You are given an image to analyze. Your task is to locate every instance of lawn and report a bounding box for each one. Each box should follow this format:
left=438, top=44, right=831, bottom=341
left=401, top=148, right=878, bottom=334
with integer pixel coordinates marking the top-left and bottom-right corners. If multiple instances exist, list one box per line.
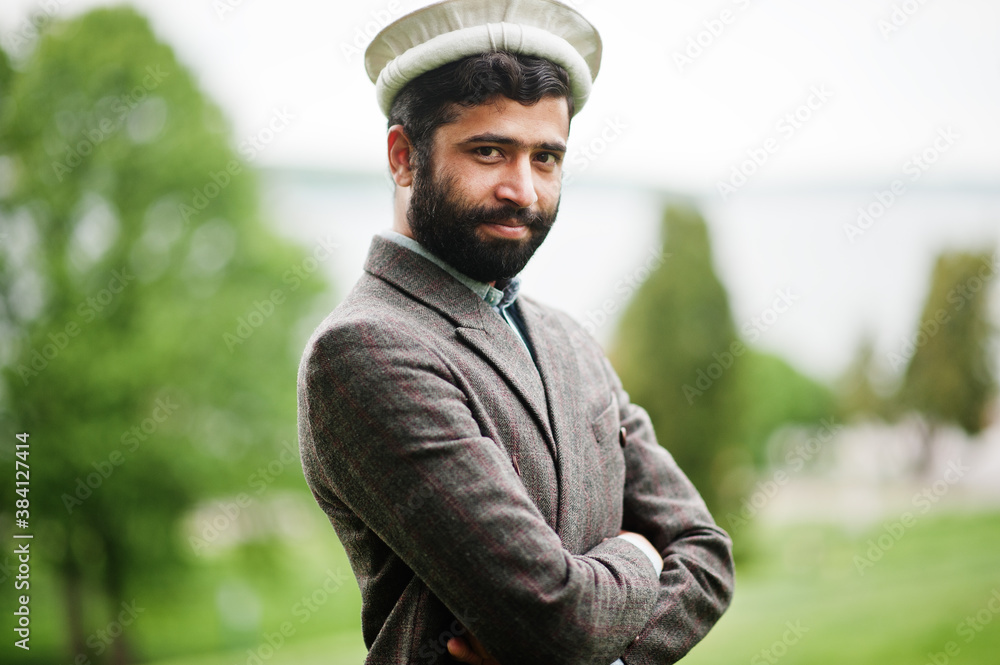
left=8, top=510, right=999, bottom=664
left=156, top=510, right=1000, bottom=665
left=682, top=511, right=1000, bottom=665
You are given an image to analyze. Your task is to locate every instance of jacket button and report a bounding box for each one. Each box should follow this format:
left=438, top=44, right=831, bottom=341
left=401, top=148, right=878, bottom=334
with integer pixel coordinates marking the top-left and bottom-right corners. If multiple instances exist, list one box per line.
left=619, top=427, right=627, bottom=448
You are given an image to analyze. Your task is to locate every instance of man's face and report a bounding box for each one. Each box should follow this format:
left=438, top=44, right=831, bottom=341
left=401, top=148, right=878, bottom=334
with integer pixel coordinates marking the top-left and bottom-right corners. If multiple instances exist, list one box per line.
left=407, top=95, right=570, bottom=284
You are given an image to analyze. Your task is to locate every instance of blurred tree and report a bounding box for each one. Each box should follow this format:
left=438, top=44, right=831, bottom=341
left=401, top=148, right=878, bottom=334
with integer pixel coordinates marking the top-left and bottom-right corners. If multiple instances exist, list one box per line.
left=0, top=44, right=11, bottom=106
left=610, top=205, right=741, bottom=512
left=735, top=349, right=836, bottom=468
left=610, top=205, right=837, bottom=522
left=0, top=8, right=325, bottom=663
left=894, top=250, right=997, bottom=474
left=837, top=334, right=893, bottom=422
left=716, top=349, right=836, bottom=537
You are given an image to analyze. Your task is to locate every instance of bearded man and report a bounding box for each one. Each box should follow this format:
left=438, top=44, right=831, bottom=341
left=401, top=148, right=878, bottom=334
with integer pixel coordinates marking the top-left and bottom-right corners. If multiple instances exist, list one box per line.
left=297, top=2, right=734, bottom=663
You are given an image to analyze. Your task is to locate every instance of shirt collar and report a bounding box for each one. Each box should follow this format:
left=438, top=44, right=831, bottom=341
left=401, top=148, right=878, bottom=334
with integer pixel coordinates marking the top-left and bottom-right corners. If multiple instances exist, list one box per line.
left=379, top=230, right=521, bottom=309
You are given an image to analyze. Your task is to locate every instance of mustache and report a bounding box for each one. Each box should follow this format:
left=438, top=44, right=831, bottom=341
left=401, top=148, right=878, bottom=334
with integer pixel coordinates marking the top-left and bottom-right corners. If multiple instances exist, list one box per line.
left=458, top=203, right=551, bottom=229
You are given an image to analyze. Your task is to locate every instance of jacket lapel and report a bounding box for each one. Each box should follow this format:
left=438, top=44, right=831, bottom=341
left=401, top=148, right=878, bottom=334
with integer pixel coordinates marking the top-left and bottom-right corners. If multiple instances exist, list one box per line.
left=364, top=236, right=556, bottom=455
left=515, top=296, right=589, bottom=538
left=454, top=326, right=554, bottom=452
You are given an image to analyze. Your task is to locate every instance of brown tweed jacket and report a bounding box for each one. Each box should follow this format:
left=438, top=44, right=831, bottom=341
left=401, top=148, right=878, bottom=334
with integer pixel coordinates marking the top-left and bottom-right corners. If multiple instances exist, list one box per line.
left=297, top=235, right=733, bottom=665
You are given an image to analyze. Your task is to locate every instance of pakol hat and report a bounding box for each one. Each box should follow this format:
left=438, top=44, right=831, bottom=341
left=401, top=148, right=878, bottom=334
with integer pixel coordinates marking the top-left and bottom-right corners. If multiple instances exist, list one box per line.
left=364, top=0, right=602, bottom=117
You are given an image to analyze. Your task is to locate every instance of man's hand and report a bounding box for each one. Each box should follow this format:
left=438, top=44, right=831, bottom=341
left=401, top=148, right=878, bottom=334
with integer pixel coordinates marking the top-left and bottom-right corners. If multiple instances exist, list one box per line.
left=447, top=630, right=500, bottom=665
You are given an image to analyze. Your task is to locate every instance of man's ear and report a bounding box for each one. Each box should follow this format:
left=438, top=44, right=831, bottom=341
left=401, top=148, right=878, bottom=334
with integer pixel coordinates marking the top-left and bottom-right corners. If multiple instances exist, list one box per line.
left=387, top=125, right=414, bottom=188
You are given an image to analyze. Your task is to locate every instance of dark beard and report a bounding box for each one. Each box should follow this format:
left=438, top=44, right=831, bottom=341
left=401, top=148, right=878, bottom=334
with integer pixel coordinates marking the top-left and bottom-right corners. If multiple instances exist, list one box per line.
left=406, top=167, right=558, bottom=283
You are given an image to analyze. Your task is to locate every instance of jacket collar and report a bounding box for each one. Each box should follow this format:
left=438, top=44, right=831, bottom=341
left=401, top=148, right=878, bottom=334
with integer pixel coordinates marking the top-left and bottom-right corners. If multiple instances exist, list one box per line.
left=363, top=233, right=492, bottom=330
left=362, top=233, right=558, bottom=452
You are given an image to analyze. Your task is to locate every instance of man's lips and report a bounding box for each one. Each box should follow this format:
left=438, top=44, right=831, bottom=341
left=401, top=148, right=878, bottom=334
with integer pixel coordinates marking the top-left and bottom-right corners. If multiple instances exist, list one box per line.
left=480, top=213, right=529, bottom=227
left=481, top=221, right=529, bottom=239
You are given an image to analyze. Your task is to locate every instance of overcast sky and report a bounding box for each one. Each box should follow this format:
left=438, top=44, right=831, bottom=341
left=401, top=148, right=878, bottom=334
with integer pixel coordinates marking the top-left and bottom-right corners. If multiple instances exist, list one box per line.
left=2, top=0, right=997, bottom=192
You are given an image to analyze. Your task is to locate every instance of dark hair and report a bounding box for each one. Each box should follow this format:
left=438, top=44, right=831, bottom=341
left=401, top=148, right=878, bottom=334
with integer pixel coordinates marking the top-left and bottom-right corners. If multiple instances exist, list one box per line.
left=388, top=51, right=573, bottom=172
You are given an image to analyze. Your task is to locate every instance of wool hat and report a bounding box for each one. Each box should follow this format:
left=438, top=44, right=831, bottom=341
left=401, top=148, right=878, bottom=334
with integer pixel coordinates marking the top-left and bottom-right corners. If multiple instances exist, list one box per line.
left=364, top=0, right=602, bottom=117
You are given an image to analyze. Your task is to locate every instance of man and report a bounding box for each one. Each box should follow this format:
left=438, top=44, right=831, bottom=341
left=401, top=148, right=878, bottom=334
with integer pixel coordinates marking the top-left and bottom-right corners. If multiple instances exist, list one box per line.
left=297, top=1, right=734, bottom=663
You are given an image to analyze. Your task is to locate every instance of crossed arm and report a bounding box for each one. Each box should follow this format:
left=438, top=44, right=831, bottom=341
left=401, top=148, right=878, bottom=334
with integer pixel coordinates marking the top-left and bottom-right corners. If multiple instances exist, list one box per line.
left=447, top=354, right=735, bottom=664
left=448, top=526, right=664, bottom=665
left=299, top=320, right=733, bottom=664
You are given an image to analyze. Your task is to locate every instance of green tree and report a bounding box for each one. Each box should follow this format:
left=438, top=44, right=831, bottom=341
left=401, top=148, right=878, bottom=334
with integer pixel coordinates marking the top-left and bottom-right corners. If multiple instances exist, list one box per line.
left=735, top=349, right=836, bottom=468
left=837, top=334, right=893, bottom=422
left=895, top=250, right=997, bottom=473
left=717, top=349, right=836, bottom=539
left=0, top=8, right=325, bottom=663
left=610, top=205, right=741, bottom=511
left=611, top=205, right=838, bottom=523
left=0, top=42, right=11, bottom=106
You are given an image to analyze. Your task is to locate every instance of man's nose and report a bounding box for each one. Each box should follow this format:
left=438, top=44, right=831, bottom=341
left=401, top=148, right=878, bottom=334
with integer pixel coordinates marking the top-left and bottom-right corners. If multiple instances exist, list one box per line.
left=495, top=156, right=539, bottom=209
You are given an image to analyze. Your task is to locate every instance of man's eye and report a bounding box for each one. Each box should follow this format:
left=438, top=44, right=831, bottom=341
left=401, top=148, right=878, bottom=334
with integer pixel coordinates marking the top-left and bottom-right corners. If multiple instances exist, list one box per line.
left=537, top=152, right=560, bottom=165
left=475, top=147, right=501, bottom=158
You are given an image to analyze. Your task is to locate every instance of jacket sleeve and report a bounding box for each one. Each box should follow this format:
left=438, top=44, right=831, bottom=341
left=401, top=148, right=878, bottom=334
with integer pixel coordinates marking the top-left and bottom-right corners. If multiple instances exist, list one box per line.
left=298, top=319, right=661, bottom=665
left=600, top=357, right=736, bottom=664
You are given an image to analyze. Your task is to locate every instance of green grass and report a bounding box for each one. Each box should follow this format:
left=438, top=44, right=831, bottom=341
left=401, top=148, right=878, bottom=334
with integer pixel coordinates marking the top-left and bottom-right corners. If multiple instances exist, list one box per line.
left=148, top=632, right=368, bottom=665
left=6, top=510, right=999, bottom=664
left=682, top=511, right=1000, bottom=665
left=159, top=510, right=1000, bottom=665
left=0, top=502, right=365, bottom=665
